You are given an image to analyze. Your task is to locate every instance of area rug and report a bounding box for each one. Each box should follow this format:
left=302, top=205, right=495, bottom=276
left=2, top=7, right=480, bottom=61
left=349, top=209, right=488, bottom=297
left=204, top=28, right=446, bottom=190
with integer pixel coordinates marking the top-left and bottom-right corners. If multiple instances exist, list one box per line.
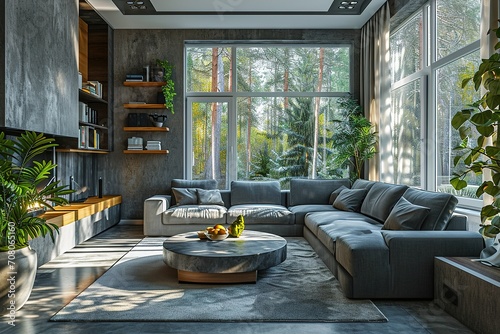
left=51, top=237, right=387, bottom=323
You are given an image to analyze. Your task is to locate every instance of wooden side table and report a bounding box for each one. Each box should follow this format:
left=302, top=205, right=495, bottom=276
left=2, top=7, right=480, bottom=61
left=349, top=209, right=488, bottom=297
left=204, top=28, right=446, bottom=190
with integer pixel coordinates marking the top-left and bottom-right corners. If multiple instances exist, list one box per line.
left=434, top=257, right=500, bottom=334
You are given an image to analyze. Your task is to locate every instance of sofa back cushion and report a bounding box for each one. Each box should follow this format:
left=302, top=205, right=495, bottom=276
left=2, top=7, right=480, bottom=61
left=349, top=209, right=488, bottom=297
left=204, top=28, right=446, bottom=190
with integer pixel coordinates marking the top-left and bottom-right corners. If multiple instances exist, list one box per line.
left=351, top=179, right=377, bottom=191
left=171, top=179, right=217, bottom=190
left=402, top=188, right=458, bottom=230
left=231, top=181, right=281, bottom=205
left=360, top=182, right=408, bottom=223
left=289, top=178, right=351, bottom=206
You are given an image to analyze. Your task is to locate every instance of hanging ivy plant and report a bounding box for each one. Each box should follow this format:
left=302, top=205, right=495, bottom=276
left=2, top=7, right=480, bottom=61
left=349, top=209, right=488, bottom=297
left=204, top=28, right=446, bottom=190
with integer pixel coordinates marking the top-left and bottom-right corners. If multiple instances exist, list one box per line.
left=156, top=59, right=176, bottom=114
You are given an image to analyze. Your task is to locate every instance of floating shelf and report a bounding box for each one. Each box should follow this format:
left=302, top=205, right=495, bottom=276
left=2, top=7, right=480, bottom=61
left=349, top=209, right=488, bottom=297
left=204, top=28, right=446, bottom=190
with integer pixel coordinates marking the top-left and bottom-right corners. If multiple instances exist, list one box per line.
left=123, top=81, right=165, bottom=87
left=123, top=126, right=169, bottom=132
left=56, top=148, right=109, bottom=154
left=124, top=103, right=166, bottom=109
left=123, top=150, right=169, bottom=154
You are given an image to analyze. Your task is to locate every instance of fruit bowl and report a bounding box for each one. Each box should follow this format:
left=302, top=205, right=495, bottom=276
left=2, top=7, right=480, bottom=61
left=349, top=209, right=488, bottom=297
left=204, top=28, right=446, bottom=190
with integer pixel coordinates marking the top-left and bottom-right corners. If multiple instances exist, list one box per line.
left=205, top=231, right=228, bottom=241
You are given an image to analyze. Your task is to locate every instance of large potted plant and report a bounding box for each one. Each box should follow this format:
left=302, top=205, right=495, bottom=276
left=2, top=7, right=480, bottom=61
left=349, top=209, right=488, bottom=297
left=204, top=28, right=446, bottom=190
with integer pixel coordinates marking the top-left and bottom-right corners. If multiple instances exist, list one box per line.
left=330, top=95, right=378, bottom=181
left=0, top=131, right=72, bottom=314
left=451, top=27, right=500, bottom=238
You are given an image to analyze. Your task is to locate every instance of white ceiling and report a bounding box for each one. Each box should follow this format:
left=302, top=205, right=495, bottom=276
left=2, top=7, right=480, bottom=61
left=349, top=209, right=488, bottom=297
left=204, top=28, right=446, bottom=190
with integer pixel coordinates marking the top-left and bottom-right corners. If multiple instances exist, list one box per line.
left=85, top=0, right=387, bottom=29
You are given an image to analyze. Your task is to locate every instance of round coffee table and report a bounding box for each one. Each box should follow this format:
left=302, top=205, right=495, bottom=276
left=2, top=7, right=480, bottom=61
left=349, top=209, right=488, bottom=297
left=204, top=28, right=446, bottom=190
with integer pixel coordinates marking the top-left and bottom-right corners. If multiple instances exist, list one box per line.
left=163, top=230, right=287, bottom=283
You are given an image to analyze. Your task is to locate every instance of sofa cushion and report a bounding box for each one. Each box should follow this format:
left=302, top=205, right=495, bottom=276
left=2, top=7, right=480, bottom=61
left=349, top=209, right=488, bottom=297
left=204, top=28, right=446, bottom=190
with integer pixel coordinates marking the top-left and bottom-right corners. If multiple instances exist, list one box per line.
left=171, top=188, right=198, bottom=206
left=288, top=204, right=337, bottom=225
left=197, top=189, right=225, bottom=206
left=289, top=178, right=351, bottom=206
left=304, top=210, right=380, bottom=236
left=360, top=182, right=408, bottom=222
left=333, top=188, right=368, bottom=212
left=382, top=197, right=430, bottom=230
left=230, top=181, right=281, bottom=206
left=329, top=185, right=348, bottom=204
left=317, top=220, right=383, bottom=254
left=402, top=188, right=458, bottom=230
left=227, top=204, right=294, bottom=224
left=171, top=178, right=218, bottom=190
left=162, top=205, right=227, bottom=225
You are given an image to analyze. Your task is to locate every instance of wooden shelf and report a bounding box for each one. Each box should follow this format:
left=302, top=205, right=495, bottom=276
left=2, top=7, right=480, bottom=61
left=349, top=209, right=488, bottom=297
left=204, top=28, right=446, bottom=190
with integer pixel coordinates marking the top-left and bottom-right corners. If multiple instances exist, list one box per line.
left=79, top=89, right=107, bottom=104
left=123, top=150, right=169, bottom=154
left=53, top=195, right=122, bottom=220
left=40, top=210, right=76, bottom=228
left=123, top=81, right=165, bottom=87
left=123, top=126, right=169, bottom=132
left=56, top=148, right=109, bottom=154
left=124, top=103, right=166, bottom=109
left=79, top=121, right=108, bottom=130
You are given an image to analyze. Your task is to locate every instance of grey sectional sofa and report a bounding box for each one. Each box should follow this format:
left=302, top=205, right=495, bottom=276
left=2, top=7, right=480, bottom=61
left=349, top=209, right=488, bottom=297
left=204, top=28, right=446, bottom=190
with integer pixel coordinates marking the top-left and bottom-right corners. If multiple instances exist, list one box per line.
left=143, top=178, right=485, bottom=299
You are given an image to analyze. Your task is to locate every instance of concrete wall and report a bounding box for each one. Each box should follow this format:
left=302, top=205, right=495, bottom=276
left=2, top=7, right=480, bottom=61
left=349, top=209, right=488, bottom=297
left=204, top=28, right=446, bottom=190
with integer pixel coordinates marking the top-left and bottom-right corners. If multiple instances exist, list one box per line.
left=1, top=0, right=78, bottom=138
left=108, top=29, right=361, bottom=219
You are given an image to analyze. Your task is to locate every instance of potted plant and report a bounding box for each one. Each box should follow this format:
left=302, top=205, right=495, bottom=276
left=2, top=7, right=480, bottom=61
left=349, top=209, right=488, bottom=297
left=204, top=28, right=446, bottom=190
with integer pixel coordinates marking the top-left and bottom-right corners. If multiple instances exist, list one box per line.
left=156, top=58, right=176, bottom=114
left=450, top=27, right=500, bottom=238
left=330, top=95, right=378, bottom=181
left=0, top=131, right=72, bottom=313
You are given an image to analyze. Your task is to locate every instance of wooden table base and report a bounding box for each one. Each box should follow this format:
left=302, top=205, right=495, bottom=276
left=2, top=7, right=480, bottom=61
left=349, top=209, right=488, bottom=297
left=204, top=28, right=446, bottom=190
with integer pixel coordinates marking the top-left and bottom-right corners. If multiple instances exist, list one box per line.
left=178, top=270, right=257, bottom=283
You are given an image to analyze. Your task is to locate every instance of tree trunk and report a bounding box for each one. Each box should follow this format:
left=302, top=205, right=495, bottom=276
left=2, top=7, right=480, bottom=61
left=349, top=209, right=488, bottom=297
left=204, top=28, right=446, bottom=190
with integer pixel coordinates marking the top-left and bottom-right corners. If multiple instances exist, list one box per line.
left=246, top=65, right=252, bottom=177
left=311, top=48, right=324, bottom=179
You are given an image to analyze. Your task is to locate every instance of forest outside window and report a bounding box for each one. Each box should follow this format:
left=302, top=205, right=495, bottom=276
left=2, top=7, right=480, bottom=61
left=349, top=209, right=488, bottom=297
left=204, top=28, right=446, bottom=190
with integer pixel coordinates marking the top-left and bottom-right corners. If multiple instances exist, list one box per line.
left=185, top=45, right=351, bottom=189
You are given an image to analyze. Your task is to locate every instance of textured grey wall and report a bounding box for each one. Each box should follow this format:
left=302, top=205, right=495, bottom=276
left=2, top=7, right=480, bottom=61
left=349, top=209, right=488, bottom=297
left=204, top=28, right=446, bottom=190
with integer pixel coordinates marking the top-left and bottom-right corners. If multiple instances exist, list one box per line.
left=2, top=0, right=78, bottom=137
left=109, top=29, right=361, bottom=219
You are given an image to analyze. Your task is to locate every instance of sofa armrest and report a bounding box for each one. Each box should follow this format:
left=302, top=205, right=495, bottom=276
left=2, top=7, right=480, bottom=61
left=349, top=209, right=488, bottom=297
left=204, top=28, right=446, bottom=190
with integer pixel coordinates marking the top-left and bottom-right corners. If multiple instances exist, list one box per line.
left=381, top=230, right=484, bottom=298
left=144, top=195, right=171, bottom=236
left=444, top=213, right=468, bottom=231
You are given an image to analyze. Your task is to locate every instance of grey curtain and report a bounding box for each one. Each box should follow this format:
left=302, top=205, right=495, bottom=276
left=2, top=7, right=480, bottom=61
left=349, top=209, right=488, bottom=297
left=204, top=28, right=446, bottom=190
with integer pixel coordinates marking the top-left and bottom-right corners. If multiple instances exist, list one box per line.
left=360, top=1, right=390, bottom=181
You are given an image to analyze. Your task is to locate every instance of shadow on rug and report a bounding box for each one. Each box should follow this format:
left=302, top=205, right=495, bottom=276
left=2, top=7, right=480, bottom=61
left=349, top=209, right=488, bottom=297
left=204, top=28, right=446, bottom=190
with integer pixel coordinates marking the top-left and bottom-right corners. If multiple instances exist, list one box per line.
left=50, top=237, right=387, bottom=323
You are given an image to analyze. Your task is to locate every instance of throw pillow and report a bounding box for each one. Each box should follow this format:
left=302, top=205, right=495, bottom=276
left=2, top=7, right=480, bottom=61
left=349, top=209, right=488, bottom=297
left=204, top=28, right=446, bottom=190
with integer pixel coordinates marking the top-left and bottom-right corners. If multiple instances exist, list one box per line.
left=197, top=189, right=225, bottom=206
left=382, top=197, right=431, bottom=230
left=333, top=188, right=368, bottom=212
left=329, top=185, right=348, bottom=205
left=171, top=188, right=198, bottom=206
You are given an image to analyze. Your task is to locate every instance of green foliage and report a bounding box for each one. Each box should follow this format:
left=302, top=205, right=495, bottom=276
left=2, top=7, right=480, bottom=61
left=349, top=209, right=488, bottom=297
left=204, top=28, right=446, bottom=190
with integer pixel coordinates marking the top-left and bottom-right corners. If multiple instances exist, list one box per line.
left=330, top=96, right=378, bottom=181
left=0, top=131, right=73, bottom=250
left=451, top=27, right=500, bottom=238
left=156, top=59, right=176, bottom=113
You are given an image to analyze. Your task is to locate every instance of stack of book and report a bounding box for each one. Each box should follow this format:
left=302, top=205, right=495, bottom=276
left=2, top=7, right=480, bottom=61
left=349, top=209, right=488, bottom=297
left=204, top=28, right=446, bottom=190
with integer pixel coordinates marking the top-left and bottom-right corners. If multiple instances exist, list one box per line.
left=126, top=74, right=144, bottom=82
left=146, top=141, right=161, bottom=150
left=127, top=137, right=144, bottom=150
left=82, top=81, right=103, bottom=98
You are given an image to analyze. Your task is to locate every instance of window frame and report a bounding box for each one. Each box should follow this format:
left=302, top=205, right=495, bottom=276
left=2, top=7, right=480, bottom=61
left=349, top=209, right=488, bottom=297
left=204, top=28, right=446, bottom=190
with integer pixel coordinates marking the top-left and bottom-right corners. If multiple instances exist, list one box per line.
left=184, top=43, right=353, bottom=188
left=388, top=0, right=481, bottom=209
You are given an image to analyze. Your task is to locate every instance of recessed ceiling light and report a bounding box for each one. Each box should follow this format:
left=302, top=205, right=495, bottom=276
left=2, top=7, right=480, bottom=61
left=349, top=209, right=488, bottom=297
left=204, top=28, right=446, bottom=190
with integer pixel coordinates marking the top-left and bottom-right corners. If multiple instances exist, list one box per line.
left=339, top=6, right=346, bottom=9
left=341, top=1, right=349, bottom=4
left=348, top=6, right=354, bottom=9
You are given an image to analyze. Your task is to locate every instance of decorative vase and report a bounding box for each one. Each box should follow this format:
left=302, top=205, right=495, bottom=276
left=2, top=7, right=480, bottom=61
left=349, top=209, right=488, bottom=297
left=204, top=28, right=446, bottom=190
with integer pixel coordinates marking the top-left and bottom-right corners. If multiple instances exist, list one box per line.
left=0, top=247, right=37, bottom=314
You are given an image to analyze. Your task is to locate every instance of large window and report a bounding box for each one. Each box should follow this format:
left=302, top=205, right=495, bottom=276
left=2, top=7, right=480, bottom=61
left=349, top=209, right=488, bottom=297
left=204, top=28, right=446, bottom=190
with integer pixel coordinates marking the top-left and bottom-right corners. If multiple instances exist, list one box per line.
left=387, top=0, right=481, bottom=206
left=186, top=45, right=351, bottom=188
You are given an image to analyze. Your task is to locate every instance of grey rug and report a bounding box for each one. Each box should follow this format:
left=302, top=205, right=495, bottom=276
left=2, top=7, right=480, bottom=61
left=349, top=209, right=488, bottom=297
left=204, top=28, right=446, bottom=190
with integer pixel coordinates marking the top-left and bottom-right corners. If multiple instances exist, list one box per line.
left=51, top=237, right=387, bottom=323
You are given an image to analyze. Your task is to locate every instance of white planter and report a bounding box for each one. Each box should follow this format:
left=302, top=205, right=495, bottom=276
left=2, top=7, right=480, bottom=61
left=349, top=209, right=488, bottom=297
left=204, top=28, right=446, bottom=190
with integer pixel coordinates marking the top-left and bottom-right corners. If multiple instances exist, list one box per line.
left=0, top=247, right=37, bottom=315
